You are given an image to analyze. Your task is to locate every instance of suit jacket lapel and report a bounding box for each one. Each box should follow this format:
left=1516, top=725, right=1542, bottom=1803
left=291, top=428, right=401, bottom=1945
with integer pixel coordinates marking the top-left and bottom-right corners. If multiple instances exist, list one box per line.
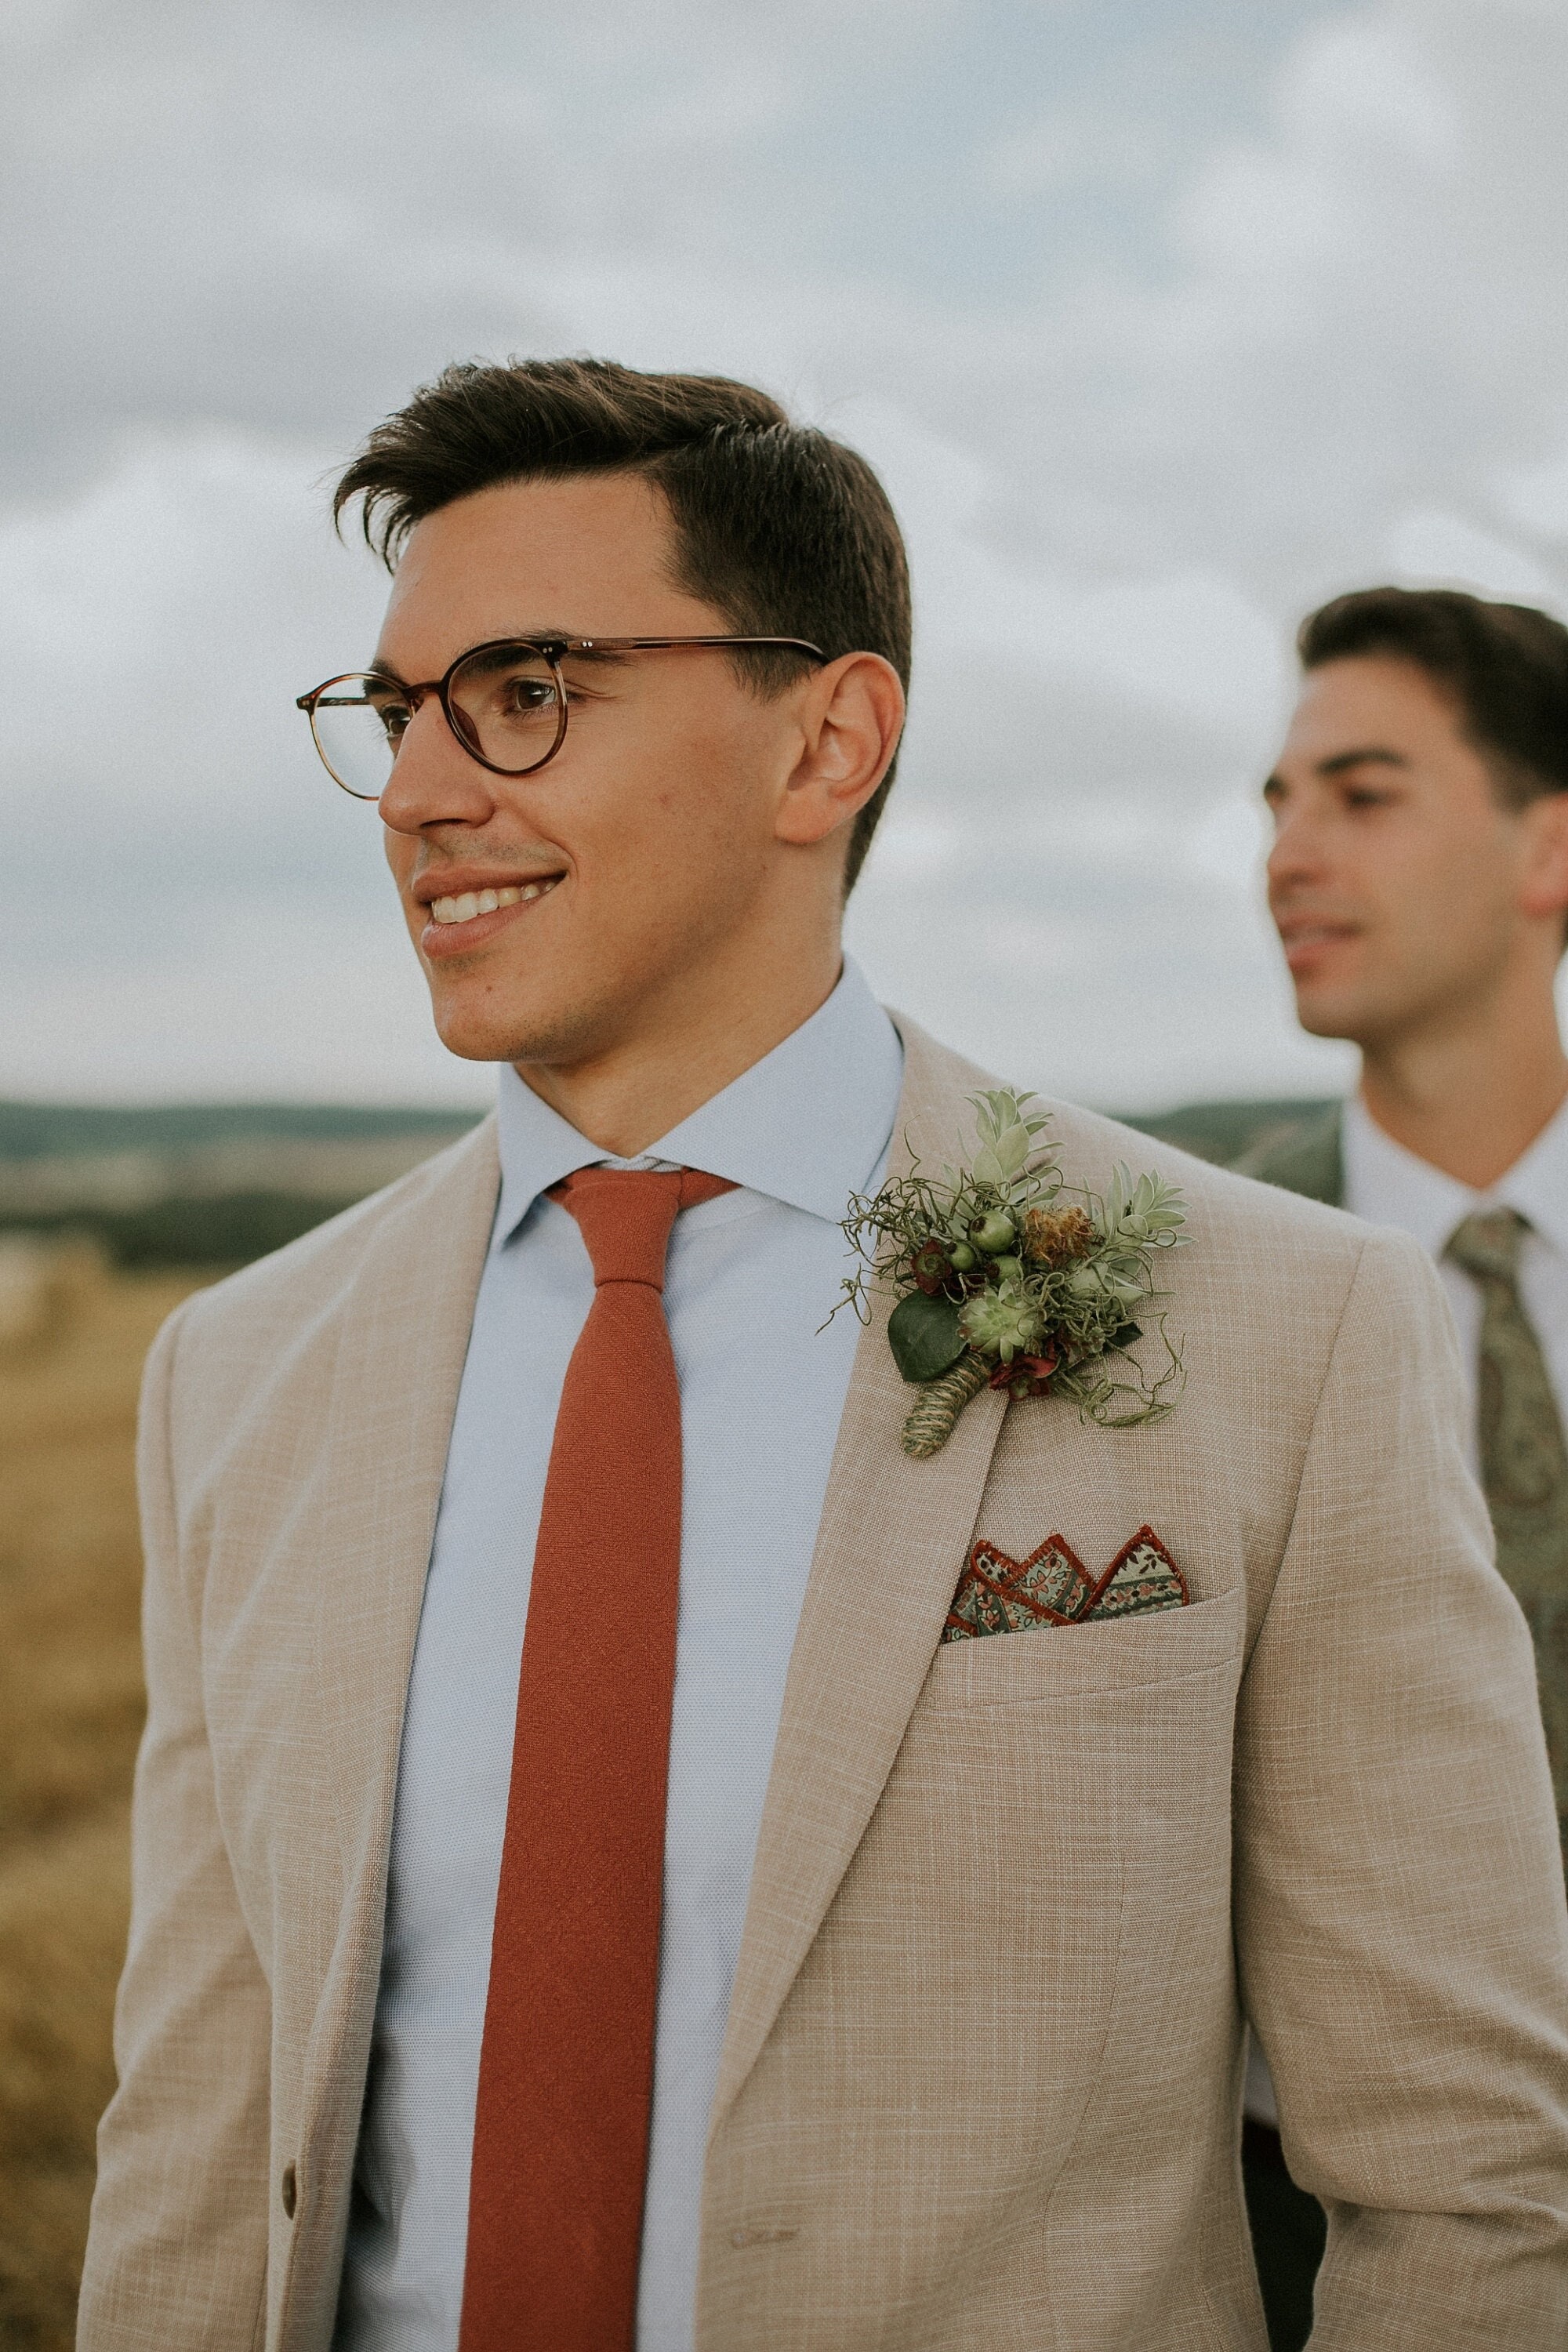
left=292, top=1120, right=501, bottom=2209
left=711, top=1022, right=1007, bottom=2131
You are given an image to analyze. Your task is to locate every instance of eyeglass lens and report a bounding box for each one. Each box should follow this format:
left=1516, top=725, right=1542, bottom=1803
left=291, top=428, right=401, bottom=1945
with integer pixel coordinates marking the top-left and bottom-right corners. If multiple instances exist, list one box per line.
left=309, top=643, right=565, bottom=799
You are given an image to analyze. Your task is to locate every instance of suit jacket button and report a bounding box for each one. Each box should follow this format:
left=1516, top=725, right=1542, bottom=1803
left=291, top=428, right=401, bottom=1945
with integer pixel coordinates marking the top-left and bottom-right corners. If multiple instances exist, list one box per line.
left=281, top=2161, right=297, bottom=2220
left=731, top=2227, right=750, bottom=2249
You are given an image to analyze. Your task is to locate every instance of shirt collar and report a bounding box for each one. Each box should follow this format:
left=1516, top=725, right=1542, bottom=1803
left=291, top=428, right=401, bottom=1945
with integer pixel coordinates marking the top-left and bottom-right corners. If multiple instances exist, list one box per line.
left=1494, top=1091, right=1568, bottom=1260
left=492, top=956, right=904, bottom=1244
left=1342, top=1087, right=1568, bottom=1261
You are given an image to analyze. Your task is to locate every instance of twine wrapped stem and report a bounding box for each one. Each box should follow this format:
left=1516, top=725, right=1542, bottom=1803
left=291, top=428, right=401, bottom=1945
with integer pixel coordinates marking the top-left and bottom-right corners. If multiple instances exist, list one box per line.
left=902, top=1351, right=990, bottom=1458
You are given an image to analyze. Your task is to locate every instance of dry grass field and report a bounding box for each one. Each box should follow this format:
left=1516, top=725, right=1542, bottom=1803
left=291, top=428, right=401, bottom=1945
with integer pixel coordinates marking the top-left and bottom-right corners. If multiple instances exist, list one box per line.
left=0, top=1247, right=212, bottom=2349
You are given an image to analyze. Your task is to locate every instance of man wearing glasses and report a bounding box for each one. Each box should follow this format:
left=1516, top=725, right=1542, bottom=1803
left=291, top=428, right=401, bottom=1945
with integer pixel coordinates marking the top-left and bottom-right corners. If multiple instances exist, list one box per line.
left=80, top=360, right=1568, bottom=2351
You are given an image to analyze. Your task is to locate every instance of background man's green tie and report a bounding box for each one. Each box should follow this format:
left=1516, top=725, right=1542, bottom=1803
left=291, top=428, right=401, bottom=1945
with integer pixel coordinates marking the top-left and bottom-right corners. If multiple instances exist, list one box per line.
left=1445, top=1207, right=1568, bottom=1864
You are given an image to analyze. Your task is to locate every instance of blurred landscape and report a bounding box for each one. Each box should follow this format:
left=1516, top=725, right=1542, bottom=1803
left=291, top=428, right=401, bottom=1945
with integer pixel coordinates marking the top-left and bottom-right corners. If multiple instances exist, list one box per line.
left=0, top=1245, right=209, bottom=2348
left=0, top=1103, right=482, bottom=1271
left=0, top=1087, right=1322, bottom=2343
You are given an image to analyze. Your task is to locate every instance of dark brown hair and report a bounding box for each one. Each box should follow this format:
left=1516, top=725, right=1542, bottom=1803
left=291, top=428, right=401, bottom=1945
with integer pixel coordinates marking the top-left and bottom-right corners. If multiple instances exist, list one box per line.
left=1298, top=586, right=1568, bottom=808
left=333, top=357, right=912, bottom=888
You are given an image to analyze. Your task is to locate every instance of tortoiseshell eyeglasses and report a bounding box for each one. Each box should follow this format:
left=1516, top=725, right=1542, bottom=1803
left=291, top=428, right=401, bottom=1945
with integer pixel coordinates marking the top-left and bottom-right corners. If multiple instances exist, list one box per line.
left=296, top=633, right=828, bottom=801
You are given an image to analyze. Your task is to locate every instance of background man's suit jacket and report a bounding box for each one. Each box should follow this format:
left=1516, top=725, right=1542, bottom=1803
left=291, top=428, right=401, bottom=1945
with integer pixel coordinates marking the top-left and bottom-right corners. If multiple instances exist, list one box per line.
left=1232, top=1103, right=1345, bottom=1205
left=78, top=1025, right=1568, bottom=2351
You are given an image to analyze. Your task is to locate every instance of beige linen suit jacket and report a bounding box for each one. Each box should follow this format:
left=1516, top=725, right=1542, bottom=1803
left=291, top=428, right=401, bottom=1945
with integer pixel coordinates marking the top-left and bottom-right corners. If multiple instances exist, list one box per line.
left=80, top=1022, right=1568, bottom=2352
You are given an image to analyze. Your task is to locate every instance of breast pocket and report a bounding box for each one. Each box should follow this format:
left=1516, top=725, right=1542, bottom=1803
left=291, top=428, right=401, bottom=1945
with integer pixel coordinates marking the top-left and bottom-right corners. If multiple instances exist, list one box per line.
left=920, top=1584, right=1245, bottom=1712
left=813, top=1581, right=1247, bottom=2198
left=902, top=1585, right=1245, bottom=1978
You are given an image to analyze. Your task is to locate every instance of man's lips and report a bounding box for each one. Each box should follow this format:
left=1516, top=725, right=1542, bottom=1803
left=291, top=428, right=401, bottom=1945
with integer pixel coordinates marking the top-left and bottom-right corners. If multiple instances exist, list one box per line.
left=413, top=872, right=564, bottom=956
left=1274, top=916, right=1361, bottom=972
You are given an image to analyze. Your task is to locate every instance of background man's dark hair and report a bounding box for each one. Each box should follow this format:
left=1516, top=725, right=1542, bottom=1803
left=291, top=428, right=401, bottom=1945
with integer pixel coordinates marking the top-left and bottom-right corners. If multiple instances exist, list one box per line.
left=1298, top=585, right=1568, bottom=808
left=333, top=357, right=913, bottom=891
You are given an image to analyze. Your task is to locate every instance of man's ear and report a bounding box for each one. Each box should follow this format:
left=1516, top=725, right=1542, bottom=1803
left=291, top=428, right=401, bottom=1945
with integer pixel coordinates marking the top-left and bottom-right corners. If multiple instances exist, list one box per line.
left=773, top=653, right=905, bottom=849
left=1518, top=790, right=1568, bottom=926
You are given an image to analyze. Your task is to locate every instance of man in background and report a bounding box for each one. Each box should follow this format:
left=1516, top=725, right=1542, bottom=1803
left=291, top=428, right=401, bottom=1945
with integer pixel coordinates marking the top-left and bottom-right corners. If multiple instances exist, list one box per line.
left=1240, top=584, right=1568, bottom=2348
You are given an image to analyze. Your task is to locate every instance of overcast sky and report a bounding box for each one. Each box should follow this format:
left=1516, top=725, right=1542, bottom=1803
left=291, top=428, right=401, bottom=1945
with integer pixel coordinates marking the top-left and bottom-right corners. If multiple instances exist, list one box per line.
left=5, top=0, right=1567, bottom=1109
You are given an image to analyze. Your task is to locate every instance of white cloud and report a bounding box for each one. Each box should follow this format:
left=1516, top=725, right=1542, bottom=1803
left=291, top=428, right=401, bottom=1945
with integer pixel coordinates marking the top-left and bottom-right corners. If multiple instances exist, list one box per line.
left=985, top=103, right=1171, bottom=199
left=1280, top=17, right=1462, bottom=169
left=1495, top=446, right=1568, bottom=540
left=1384, top=510, right=1568, bottom=608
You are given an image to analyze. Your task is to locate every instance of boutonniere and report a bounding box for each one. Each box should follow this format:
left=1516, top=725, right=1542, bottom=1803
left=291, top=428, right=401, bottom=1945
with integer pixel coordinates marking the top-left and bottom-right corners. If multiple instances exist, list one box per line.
left=839, top=1088, right=1188, bottom=1458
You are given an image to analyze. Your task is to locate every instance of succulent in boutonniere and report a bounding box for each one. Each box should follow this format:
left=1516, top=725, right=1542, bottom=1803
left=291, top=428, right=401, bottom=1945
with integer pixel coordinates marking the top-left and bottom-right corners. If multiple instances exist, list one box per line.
left=837, top=1088, right=1188, bottom=1458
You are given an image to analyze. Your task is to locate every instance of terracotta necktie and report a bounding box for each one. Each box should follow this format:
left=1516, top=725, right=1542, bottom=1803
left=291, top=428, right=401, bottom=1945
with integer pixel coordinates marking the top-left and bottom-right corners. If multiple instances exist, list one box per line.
left=1445, top=1207, right=1568, bottom=1861
left=459, top=1162, right=735, bottom=2352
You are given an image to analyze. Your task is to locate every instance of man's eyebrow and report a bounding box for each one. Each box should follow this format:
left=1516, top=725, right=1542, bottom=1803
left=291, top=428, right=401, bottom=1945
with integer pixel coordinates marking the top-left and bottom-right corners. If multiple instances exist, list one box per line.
left=366, top=633, right=633, bottom=681
left=1316, top=746, right=1409, bottom=776
left=1263, top=745, right=1411, bottom=795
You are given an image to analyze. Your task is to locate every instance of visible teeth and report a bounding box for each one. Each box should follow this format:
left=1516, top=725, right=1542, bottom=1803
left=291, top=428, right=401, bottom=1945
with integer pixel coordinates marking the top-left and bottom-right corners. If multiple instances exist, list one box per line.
left=430, top=880, right=557, bottom=925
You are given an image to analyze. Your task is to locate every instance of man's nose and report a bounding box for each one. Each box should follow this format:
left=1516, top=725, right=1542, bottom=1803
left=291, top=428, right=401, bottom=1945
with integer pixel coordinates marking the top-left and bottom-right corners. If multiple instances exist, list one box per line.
left=378, top=697, right=497, bottom=835
left=1265, top=798, right=1330, bottom=899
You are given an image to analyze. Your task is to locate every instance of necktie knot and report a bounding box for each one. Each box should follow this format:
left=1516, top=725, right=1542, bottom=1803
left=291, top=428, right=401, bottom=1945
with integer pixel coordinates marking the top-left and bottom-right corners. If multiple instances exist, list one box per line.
left=1446, top=1206, right=1529, bottom=1288
left=550, top=1164, right=735, bottom=1290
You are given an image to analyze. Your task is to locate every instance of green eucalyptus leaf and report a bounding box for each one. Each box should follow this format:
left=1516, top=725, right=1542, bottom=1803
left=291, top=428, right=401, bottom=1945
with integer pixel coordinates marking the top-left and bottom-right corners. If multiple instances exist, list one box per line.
left=887, top=1290, right=966, bottom=1384
left=992, top=1123, right=1033, bottom=1177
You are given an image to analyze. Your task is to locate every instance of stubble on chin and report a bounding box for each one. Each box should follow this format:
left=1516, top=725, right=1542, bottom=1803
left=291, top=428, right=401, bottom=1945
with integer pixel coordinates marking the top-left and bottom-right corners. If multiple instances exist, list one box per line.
left=426, top=967, right=630, bottom=1074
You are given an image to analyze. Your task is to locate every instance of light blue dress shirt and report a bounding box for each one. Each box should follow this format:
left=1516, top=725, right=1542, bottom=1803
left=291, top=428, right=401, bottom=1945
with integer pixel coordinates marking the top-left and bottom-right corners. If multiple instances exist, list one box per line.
left=335, top=960, right=903, bottom=2352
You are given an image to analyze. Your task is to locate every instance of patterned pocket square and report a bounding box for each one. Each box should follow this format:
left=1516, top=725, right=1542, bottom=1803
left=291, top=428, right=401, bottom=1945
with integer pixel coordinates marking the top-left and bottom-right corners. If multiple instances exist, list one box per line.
left=942, top=1526, right=1189, bottom=1642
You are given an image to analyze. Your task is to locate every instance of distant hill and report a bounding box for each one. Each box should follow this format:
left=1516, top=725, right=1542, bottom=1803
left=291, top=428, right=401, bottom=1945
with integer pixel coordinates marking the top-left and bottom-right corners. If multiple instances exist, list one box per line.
left=0, top=1100, right=484, bottom=1160
left=0, top=1093, right=1338, bottom=1269
left=0, top=1100, right=486, bottom=1268
left=1113, top=1097, right=1337, bottom=1169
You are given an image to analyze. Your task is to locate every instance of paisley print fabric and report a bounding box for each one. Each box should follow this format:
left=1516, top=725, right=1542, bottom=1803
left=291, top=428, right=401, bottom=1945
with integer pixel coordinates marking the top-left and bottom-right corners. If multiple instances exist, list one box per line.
left=942, top=1526, right=1189, bottom=1642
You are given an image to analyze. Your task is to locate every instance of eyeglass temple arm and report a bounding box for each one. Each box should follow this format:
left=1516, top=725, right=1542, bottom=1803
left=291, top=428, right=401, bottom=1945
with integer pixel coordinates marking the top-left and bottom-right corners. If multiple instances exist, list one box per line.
left=567, top=634, right=826, bottom=657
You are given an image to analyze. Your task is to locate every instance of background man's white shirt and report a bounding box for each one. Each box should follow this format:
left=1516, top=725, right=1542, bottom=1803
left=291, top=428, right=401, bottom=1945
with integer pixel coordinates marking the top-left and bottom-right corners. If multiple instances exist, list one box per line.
left=333, top=959, right=903, bottom=2352
left=1341, top=1089, right=1568, bottom=1462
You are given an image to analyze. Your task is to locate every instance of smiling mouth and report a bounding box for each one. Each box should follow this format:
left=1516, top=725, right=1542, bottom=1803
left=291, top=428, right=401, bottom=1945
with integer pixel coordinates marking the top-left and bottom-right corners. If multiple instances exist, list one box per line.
left=428, top=877, right=562, bottom=927
left=1281, top=923, right=1357, bottom=951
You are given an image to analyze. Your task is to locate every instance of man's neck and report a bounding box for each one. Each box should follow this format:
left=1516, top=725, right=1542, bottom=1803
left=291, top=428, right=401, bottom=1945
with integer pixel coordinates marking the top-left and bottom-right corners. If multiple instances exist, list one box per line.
left=1359, top=981, right=1568, bottom=1190
left=514, top=938, right=846, bottom=1159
